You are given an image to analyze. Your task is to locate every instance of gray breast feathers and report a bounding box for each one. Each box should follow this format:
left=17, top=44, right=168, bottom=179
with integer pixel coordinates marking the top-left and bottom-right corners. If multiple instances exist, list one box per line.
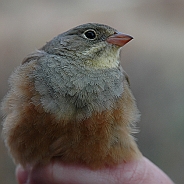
left=30, top=55, right=124, bottom=121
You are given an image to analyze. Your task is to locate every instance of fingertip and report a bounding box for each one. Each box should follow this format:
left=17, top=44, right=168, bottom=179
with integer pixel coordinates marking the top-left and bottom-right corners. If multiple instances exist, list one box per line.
left=16, top=164, right=49, bottom=184
left=16, top=165, right=29, bottom=184
left=140, top=157, right=174, bottom=184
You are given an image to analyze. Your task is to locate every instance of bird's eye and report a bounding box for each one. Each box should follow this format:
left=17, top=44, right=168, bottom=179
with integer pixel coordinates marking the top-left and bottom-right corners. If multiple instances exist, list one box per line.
left=83, top=30, right=97, bottom=40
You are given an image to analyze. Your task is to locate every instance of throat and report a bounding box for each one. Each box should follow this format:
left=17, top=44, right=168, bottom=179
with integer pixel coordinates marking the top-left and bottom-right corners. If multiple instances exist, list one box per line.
left=81, top=44, right=120, bottom=69
left=84, top=58, right=119, bottom=69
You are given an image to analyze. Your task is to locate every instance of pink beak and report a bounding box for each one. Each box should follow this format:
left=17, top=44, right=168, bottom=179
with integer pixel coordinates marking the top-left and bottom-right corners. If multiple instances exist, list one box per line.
left=106, top=32, right=133, bottom=47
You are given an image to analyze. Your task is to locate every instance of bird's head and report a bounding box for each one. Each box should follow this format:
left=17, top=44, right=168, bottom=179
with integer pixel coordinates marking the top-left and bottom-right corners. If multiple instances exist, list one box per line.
left=42, top=23, right=133, bottom=69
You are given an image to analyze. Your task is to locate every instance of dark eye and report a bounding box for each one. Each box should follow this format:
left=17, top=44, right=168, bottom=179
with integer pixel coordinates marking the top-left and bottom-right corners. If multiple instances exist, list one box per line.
left=84, top=30, right=97, bottom=40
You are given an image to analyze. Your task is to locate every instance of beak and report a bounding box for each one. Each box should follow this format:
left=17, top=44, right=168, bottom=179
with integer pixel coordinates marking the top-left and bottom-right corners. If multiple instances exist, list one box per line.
left=106, top=32, right=133, bottom=47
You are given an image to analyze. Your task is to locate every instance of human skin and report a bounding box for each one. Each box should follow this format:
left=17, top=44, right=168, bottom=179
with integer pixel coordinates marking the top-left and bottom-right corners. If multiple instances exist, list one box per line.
left=16, top=156, right=174, bottom=184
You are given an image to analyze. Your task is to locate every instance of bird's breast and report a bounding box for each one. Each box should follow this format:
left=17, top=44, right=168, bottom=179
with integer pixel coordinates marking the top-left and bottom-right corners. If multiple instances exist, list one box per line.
left=31, top=58, right=124, bottom=121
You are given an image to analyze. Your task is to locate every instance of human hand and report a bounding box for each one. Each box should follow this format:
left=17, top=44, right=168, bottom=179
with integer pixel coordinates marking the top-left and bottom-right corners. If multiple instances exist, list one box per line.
left=16, top=156, right=174, bottom=184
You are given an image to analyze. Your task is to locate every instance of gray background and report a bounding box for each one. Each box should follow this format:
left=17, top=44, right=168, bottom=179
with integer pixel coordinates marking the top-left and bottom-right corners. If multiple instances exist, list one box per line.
left=0, top=0, right=184, bottom=183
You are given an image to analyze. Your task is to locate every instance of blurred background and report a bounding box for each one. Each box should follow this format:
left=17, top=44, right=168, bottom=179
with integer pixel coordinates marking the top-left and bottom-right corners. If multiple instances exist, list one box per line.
left=0, top=0, right=184, bottom=183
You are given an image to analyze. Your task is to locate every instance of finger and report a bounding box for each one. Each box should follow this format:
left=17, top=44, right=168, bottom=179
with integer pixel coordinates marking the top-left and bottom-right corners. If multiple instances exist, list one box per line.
left=16, top=157, right=174, bottom=184
left=16, top=165, right=31, bottom=184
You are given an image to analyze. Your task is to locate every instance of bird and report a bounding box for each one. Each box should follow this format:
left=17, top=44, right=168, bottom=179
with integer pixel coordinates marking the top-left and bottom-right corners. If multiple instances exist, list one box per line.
left=1, top=23, right=142, bottom=169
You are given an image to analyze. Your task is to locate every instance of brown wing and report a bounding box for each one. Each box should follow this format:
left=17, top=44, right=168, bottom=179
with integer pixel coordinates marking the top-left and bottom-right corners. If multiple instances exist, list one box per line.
left=123, top=70, right=130, bottom=86
left=22, top=50, right=46, bottom=64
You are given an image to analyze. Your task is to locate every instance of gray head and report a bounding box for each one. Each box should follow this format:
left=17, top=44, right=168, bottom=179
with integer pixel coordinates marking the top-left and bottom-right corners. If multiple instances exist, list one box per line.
left=41, top=23, right=132, bottom=69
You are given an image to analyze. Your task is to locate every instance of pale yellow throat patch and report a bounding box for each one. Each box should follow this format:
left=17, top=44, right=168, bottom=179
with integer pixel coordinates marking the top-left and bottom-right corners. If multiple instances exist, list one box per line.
left=82, top=43, right=121, bottom=69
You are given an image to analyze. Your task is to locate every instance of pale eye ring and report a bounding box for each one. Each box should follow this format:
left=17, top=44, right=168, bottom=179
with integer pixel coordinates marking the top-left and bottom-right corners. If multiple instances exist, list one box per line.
left=83, top=29, right=97, bottom=40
